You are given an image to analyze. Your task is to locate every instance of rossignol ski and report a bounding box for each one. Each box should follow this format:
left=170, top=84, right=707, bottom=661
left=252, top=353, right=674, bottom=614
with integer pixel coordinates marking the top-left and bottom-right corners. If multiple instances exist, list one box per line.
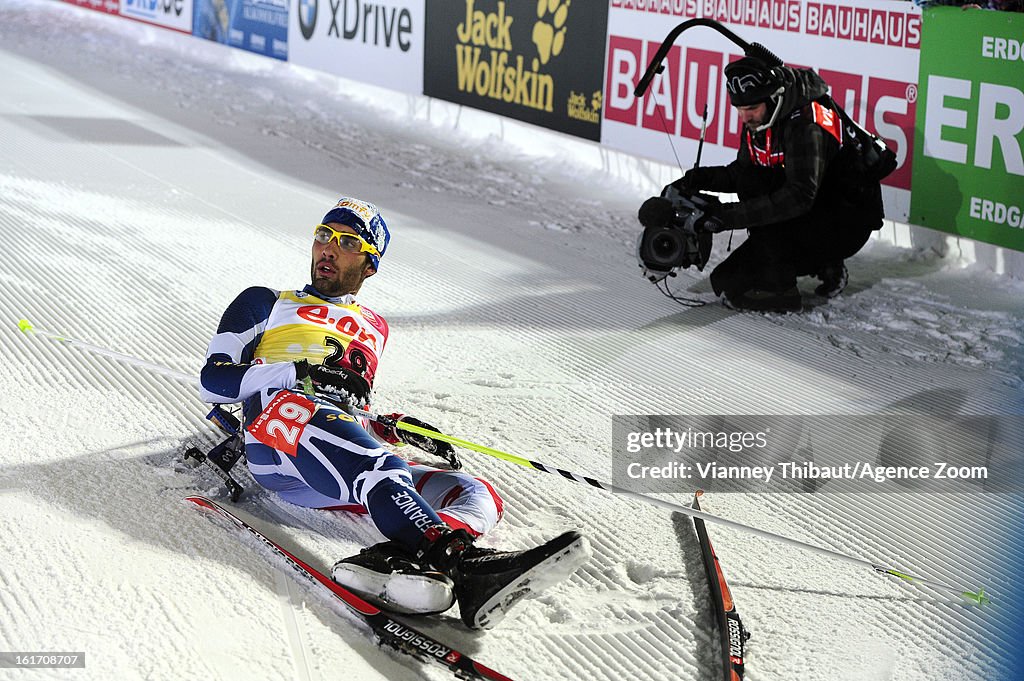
left=185, top=495, right=513, bottom=681
left=691, top=491, right=750, bottom=681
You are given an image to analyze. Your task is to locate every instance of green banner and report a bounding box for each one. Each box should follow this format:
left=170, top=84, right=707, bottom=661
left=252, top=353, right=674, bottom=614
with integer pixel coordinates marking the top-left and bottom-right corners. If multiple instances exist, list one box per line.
left=910, top=7, right=1024, bottom=252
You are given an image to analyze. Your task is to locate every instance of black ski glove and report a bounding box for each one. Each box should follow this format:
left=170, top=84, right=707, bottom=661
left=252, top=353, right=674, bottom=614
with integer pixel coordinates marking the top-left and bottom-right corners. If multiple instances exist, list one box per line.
left=295, top=360, right=371, bottom=407
left=394, top=416, right=462, bottom=471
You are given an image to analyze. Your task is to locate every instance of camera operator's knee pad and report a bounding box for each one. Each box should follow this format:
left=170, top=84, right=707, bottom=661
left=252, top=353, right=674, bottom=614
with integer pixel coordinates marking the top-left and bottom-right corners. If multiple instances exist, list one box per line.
left=710, top=260, right=745, bottom=297
left=711, top=236, right=794, bottom=296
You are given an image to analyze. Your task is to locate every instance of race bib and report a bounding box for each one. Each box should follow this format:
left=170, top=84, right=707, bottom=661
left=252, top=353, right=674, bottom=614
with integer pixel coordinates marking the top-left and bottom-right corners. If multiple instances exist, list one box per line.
left=247, top=391, right=317, bottom=456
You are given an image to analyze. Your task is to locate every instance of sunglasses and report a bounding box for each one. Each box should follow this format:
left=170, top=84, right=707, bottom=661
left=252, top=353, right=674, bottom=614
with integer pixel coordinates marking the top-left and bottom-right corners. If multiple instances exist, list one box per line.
left=313, top=224, right=380, bottom=257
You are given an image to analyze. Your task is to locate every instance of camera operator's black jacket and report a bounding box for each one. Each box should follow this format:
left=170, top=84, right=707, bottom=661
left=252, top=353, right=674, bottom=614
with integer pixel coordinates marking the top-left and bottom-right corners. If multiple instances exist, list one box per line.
left=693, top=67, right=882, bottom=232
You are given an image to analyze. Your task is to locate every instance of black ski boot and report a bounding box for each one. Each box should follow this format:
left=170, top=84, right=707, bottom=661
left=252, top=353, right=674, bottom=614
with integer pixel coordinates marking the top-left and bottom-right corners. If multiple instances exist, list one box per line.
left=331, top=541, right=455, bottom=615
left=814, top=261, right=848, bottom=298
left=723, top=286, right=802, bottom=312
left=418, top=525, right=591, bottom=630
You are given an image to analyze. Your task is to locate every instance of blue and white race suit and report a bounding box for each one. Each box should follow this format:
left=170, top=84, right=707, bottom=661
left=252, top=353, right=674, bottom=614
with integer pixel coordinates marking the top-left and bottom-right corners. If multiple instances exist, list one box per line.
left=199, top=285, right=502, bottom=548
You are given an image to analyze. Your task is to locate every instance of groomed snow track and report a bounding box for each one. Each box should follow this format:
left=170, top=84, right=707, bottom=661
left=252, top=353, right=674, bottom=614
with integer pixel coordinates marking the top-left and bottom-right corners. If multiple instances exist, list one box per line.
left=0, top=2, right=1022, bottom=680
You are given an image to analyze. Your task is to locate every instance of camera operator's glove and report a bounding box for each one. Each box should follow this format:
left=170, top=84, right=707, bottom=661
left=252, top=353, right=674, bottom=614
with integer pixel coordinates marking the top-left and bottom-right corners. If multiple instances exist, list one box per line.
left=295, top=359, right=371, bottom=407
left=693, top=204, right=731, bottom=234
left=671, top=167, right=711, bottom=193
left=373, top=414, right=462, bottom=470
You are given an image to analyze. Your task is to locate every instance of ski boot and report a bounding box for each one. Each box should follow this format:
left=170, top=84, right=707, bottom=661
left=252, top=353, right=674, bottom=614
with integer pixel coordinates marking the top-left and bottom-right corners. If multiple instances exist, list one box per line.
left=418, top=525, right=591, bottom=630
left=723, top=286, right=802, bottom=313
left=331, top=541, right=456, bottom=615
left=814, top=261, right=848, bottom=298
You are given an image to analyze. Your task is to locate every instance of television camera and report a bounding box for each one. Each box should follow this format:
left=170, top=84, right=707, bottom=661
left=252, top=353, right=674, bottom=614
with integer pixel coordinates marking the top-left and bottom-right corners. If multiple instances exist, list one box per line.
left=636, top=183, right=718, bottom=280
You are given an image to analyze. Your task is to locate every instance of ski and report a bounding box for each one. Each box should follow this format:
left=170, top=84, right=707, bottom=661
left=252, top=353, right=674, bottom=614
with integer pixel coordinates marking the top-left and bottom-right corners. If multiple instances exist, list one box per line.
left=691, top=491, right=750, bottom=681
left=184, top=495, right=513, bottom=681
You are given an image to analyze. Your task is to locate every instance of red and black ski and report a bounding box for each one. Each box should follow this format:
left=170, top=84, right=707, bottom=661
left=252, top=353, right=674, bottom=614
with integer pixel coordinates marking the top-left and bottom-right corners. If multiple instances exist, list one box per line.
left=691, top=491, right=750, bottom=681
left=185, top=495, right=513, bottom=681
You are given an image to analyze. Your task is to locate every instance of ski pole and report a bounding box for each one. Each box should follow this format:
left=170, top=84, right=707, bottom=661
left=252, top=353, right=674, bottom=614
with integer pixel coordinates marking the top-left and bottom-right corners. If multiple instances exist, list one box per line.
left=16, top=319, right=990, bottom=604
left=17, top=318, right=201, bottom=387
left=366, top=413, right=990, bottom=605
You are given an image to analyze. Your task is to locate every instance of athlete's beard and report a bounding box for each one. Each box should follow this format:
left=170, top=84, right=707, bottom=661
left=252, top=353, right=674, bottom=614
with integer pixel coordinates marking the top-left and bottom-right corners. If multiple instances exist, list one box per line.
left=311, top=259, right=366, bottom=297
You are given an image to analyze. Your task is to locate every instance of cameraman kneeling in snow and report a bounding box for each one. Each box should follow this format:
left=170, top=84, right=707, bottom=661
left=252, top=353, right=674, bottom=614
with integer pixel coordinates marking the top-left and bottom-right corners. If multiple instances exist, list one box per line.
left=672, top=57, right=883, bottom=312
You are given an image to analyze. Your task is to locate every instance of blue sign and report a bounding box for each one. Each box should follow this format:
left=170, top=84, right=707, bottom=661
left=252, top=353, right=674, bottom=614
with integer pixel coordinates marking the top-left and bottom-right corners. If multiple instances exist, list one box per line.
left=193, top=0, right=288, bottom=60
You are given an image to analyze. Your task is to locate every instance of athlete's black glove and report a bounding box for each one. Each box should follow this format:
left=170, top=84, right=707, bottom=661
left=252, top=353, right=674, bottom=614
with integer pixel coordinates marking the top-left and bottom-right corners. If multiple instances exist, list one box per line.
left=383, top=415, right=462, bottom=470
left=294, top=360, right=371, bottom=407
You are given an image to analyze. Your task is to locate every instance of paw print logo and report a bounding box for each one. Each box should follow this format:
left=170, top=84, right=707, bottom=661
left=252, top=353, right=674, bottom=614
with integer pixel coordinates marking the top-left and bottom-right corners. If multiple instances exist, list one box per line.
left=532, top=0, right=570, bottom=66
left=590, top=90, right=602, bottom=113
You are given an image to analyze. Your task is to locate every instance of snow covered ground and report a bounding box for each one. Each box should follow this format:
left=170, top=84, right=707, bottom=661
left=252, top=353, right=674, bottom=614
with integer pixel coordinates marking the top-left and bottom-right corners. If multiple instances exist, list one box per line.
left=0, top=1, right=1022, bottom=680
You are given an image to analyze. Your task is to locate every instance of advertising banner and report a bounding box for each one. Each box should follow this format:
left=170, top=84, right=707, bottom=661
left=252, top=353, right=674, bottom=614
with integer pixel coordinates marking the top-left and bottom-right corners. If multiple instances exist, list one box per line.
left=289, top=0, right=424, bottom=94
left=602, top=0, right=921, bottom=219
left=910, top=7, right=1024, bottom=252
left=423, top=0, right=610, bottom=141
left=121, top=0, right=193, bottom=33
left=193, top=0, right=288, bottom=60
left=63, top=0, right=119, bottom=15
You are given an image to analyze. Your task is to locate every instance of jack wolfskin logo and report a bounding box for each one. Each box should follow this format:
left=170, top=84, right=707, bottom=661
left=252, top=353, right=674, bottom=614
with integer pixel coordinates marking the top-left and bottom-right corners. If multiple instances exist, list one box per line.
left=532, top=0, right=569, bottom=66
left=567, top=89, right=600, bottom=123
left=454, top=0, right=555, bottom=112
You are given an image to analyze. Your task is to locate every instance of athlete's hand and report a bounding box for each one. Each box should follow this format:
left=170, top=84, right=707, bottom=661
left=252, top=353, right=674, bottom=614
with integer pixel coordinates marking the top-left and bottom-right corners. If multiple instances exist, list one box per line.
left=295, top=360, right=371, bottom=407
left=395, top=416, right=462, bottom=470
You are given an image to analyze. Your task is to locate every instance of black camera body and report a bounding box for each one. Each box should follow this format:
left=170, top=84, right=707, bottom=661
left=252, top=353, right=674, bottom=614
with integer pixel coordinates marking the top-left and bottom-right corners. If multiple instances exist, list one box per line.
left=636, top=184, right=719, bottom=279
